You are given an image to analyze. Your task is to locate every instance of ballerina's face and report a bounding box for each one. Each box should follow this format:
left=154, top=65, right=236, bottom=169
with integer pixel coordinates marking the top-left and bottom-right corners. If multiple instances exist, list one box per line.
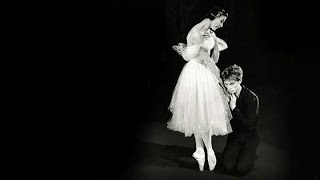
left=210, top=15, right=227, bottom=30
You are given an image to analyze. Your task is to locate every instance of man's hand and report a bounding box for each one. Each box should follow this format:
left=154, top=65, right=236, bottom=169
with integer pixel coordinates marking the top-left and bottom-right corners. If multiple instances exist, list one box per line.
left=229, top=94, right=237, bottom=110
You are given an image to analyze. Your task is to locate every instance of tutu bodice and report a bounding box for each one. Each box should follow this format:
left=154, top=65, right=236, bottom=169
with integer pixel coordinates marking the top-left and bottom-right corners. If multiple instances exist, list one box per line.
left=202, top=37, right=215, bottom=52
left=184, top=37, right=215, bottom=61
left=184, top=45, right=201, bottom=60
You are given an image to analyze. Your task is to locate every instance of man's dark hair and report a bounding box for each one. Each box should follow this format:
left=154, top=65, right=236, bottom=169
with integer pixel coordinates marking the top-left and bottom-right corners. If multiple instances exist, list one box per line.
left=221, top=64, right=243, bottom=81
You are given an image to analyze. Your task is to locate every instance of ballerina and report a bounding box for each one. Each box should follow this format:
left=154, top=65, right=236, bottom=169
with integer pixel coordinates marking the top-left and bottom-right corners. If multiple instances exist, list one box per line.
left=168, top=6, right=232, bottom=171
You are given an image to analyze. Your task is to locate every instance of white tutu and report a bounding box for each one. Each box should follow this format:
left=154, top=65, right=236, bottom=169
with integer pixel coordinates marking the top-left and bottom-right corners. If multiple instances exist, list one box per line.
left=168, top=59, right=232, bottom=137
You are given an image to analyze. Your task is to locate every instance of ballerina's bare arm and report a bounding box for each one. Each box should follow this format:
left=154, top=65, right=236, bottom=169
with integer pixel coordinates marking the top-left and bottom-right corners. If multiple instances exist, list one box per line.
left=211, top=35, right=220, bottom=63
left=172, top=19, right=215, bottom=61
left=186, top=18, right=211, bottom=46
left=208, top=33, right=228, bottom=63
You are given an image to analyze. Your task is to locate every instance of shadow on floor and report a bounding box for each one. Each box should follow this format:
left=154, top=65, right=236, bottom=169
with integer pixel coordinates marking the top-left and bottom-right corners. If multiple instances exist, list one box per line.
left=132, top=140, right=225, bottom=173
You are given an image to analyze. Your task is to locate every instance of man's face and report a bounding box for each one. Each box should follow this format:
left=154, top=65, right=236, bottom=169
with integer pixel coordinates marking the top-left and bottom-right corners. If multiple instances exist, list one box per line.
left=223, top=79, right=241, bottom=94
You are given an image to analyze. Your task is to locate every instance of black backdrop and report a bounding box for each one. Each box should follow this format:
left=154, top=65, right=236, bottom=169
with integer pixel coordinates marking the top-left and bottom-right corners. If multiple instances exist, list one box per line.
left=60, top=0, right=319, bottom=179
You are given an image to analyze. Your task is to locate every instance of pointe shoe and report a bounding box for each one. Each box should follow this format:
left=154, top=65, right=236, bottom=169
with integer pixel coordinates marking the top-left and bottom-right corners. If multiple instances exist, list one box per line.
left=192, top=149, right=205, bottom=171
left=207, top=149, right=217, bottom=171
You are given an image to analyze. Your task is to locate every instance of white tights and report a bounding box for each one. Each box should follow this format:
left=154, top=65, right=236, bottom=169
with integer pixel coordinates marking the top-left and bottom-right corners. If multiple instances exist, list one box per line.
left=194, top=133, right=212, bottom=150
left=194, top=133, right=217, bottom=171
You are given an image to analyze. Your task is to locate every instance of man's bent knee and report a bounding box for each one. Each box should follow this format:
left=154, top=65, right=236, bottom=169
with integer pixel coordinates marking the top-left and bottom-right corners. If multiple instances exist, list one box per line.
left=234, top=163, right=254, bottom=176
left=222, top=162, right=234, bottom=174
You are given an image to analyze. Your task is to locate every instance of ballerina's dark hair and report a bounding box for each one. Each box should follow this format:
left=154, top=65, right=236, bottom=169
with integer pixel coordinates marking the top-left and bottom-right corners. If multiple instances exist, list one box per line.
left=205, top=6, right=228, bottom=20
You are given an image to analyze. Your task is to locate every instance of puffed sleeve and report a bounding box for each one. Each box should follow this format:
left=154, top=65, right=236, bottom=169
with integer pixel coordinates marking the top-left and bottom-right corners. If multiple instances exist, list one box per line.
left=216, top=37, right=228, bottom=51
left=172, top=43, right=201, bottom=61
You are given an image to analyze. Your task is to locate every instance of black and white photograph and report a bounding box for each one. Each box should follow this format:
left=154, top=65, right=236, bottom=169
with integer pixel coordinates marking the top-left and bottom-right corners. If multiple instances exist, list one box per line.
left=64, top=0, right=319, bottom=179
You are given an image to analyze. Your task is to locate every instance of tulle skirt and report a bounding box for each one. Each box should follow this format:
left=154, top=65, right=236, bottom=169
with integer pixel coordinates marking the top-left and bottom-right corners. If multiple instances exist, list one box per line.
left=168, top=59, right=232, bottom=137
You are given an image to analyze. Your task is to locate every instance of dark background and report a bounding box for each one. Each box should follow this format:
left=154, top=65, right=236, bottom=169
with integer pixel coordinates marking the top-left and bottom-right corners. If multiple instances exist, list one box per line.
left=60, top=0, right=319, bottom=179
